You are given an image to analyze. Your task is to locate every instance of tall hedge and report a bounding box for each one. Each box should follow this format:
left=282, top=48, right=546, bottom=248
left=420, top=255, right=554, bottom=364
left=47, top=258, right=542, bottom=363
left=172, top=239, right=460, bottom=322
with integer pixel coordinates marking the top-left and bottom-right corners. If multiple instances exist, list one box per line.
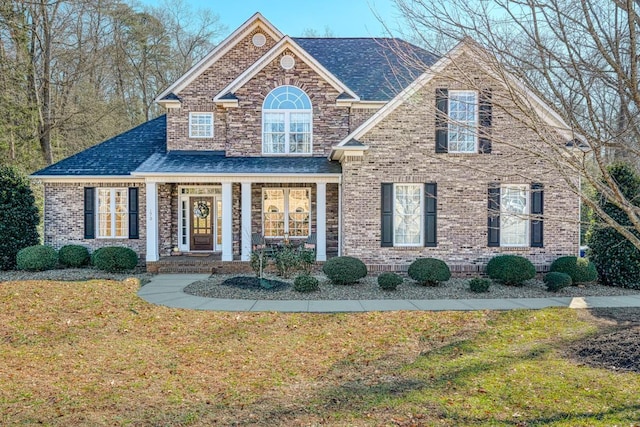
left=587, top=163, right=640, bottom=288
left=0, top=166, right=40, bottom=270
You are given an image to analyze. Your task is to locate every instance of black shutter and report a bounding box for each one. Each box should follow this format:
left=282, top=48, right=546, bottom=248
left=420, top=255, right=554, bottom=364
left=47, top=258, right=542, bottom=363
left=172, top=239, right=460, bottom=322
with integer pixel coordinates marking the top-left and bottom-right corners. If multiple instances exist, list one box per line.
left=479, top=89, right=492, bottom=153
left=435, top=89, right=448, bottom=153
left=424, top=183, right=437, bottom=247
left=381, top=183, right=394, bottom=247
left=128, top=187, right=139, bottom=239
left=488, top=184, right=500, bottom=247
left=530, top=183, right=544, bottom=247
left=84, top=187, right=95, bottom=239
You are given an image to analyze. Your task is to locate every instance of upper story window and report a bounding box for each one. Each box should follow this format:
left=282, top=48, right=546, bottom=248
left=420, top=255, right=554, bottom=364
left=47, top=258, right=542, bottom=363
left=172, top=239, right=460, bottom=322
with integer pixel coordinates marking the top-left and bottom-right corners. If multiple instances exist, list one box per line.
left=189, top=112, right=214, bottom=138
left=448, top=91, right=477, bottom=153
left=262, top=85, right=312, bottom=155
left=435, top=89, right=492, bottom=154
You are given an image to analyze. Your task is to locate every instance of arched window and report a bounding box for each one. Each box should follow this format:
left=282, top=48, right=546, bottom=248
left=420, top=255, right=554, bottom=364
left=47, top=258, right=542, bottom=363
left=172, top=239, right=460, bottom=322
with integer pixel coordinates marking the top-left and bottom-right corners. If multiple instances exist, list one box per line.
left=262, top=85, right=312, bottom=154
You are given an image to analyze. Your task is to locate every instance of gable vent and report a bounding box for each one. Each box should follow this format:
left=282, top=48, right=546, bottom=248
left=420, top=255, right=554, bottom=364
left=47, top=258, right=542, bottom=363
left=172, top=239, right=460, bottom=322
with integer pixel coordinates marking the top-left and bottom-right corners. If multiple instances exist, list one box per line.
left=252, top=33, right=266, bottom=47
left=280, top=54, right=295, bottom=70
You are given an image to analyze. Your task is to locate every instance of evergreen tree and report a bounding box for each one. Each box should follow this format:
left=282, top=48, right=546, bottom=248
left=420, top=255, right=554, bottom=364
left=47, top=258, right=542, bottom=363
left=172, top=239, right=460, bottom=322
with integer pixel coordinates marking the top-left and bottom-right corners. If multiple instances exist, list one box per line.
left=587, top=163, right=640, bottom=288
left=0, top=166, right=39, bottom=270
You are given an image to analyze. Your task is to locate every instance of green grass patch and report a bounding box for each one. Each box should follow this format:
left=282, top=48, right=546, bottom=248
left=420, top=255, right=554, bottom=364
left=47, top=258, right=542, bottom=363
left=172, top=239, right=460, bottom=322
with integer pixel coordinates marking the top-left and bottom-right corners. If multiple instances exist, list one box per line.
left=0, top=280, right=638, bottom=425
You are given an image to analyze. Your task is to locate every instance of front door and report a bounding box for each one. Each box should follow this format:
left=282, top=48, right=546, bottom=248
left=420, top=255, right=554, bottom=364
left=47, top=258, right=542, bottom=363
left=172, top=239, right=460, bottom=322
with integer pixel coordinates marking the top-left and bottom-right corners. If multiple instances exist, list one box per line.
left=190, top=197, right=213, bottom=251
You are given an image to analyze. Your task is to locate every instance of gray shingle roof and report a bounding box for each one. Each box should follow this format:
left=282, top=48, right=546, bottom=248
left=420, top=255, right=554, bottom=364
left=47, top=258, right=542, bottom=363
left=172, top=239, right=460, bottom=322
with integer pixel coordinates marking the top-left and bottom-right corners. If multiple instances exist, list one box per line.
left=32, top=115, right=167, bottom=177
left=135, top=151, right=342, bottom=175
left=294, top=38, right=438, bottom=101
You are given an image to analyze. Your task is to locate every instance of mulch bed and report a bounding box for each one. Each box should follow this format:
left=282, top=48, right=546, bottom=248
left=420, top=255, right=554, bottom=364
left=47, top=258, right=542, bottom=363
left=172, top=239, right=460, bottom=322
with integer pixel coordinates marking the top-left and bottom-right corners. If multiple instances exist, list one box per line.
left=569, top=308, right=640, bottom=373
left=220, top=275, right=290, bottom=291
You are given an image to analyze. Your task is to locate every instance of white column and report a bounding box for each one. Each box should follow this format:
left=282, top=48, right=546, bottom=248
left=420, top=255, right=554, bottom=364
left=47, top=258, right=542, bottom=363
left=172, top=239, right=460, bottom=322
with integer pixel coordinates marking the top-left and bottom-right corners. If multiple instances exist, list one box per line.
left=222, top=182, right=233, bottom=261
left=241, top=182, right=252, bottom=261
left=316, top=182, right=327, bottom=261
left=145, top=181, right=159, bottom=262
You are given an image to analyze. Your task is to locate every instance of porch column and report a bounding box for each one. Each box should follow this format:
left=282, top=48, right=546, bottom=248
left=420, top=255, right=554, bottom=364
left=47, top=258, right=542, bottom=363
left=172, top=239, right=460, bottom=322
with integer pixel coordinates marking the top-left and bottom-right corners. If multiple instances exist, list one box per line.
left=222, top=182, right=233, bottom=261
left=316, top=182, right=327, bottom=261
left=241, top=181, right=252, bottom=261
left=145, top=181, right=159, bottom=262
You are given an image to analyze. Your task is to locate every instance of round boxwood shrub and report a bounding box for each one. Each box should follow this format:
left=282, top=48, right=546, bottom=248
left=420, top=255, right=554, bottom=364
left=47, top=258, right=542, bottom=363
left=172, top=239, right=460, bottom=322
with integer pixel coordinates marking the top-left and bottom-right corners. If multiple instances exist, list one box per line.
left=16, top=245, right=58, bottom=271
left=469, top=277, right=491, bottom=293
left=91, top=246, right=138, bottom=272
left=544, top=272, right=572, bottom=292
left=378, top=272, right=403, bottom=290
left=407, top=258, right=451, bottom=286
left=549, top=256, right=597, bottom=284
left=58, top=245, right=90, bottom=268
left=293, top=274, right=319, bottom=292
left=485, top=255, right=536, bottom=286
left=322, top=256, right=367, bottom=285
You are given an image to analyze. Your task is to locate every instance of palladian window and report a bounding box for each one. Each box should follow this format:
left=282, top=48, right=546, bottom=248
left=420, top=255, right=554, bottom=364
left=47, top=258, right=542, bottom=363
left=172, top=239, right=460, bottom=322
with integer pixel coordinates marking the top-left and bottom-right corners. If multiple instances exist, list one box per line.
left=262, top=86, right=312, bottom=155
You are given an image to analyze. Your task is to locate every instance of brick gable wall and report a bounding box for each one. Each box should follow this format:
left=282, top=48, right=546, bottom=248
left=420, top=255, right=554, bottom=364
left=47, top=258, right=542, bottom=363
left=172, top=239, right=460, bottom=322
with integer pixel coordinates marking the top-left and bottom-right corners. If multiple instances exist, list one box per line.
left=340, top=53, right=580, bottom=270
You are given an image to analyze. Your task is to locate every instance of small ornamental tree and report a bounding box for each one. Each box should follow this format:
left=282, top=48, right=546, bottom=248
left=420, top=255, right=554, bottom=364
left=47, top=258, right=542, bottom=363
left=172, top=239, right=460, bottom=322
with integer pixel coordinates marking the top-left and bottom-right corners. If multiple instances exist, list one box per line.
left=587, top=163, right=640, bottom=289
left=0, top=166, right=40, bottom=270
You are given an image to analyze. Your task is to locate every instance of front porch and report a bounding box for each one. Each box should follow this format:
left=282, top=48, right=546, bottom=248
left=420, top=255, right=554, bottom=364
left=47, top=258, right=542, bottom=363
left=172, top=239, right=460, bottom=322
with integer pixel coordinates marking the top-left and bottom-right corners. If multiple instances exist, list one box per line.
left=142, top=176, right=340, bottom=268
left=146, top=253, right=254, bottom=274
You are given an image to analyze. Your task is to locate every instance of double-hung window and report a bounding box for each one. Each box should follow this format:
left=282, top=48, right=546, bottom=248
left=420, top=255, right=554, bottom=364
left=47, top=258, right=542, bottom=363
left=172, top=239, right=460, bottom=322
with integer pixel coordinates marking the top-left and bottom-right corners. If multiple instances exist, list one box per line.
left=394, top=184, right=424, bottom=246
left=448, top=91, right=478, bottom=153
left=500, top=185, right=529, bottom=247
left=436, top=88, right=491, bottom=154
left=262, top=188, right=310, bottom=237
left=97, top=188, right=128, bottom=238
left=262, top=86, right=312, bottom=154
left=189, top=112, right=214, bottom=138
left=488, top=183, right=544, bottom=248
left=381, top=183, right=437, bottom=247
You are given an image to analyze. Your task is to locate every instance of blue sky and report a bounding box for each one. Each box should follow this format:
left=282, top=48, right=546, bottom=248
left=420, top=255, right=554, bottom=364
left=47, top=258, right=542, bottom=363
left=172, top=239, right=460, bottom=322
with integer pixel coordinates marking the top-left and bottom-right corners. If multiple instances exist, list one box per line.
left=142, top=0, right=401, bottom=37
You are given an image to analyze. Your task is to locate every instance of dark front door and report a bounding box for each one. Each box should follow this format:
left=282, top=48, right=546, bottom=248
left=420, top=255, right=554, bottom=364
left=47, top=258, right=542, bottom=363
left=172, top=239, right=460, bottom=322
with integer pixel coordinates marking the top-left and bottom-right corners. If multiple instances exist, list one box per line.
left=190, top=197, right=213, bottom=251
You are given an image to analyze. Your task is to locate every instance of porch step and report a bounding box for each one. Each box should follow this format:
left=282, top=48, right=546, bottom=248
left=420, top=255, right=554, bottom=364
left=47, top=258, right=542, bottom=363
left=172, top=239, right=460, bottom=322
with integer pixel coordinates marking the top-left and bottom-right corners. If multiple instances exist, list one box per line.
left=149, top=254, right=253, bottom=274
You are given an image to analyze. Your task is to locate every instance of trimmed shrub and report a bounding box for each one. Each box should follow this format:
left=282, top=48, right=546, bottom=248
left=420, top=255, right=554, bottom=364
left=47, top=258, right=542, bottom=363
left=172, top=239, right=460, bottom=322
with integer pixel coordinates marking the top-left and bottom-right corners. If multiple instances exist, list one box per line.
left=485, top=255, right=536, bottom=286
left=16, top=245, right=58, bottom=271
left=298, top=248, right=316, bottom=274
left=469, top=277, right=491, bottom=293
left=0, top=166, right=39, bottom=270
left=587, top=163, right=640, bottom=288
left=58, top=245, right=90, bottom=268
left=378, top=272, right=403, bottom=290
left=293, top=274, right=319, bottom=292
left=322, top=256, right=367, bottom=285
left=407, top=258, right=451, bottom=286
left=91, top=246, right=138, bottom=272
left=544, top=272, right=572, bottom=292
left=274, top=245, right=300, bottom=278
left=549, top=256, right=597, bottom=284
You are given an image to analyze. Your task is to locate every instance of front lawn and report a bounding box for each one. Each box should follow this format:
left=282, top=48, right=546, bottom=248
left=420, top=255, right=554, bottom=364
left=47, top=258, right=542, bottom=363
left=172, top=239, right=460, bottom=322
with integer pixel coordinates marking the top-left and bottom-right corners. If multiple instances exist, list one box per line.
left=1, top=278, right=638, bottom=426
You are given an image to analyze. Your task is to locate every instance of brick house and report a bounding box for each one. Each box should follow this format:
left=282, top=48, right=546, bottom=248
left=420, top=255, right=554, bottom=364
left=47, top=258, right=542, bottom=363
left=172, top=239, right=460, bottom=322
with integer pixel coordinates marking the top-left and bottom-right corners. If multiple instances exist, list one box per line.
left=32, top=13, right=580, bottom=273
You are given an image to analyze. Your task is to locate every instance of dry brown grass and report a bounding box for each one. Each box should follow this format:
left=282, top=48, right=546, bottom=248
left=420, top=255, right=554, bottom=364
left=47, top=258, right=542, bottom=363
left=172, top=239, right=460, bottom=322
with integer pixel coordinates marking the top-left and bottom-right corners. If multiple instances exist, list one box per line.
left=0, top=279, right=491, bottom=426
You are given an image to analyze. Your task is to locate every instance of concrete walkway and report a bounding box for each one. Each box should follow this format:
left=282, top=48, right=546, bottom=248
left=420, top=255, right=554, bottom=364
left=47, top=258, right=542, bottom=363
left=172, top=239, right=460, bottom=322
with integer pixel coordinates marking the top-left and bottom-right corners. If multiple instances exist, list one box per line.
left=137, top=274, right=640, bottom=313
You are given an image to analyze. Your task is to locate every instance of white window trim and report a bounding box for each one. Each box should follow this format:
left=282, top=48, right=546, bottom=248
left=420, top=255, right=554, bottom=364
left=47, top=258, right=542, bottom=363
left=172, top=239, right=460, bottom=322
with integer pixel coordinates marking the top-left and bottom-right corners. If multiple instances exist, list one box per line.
left=262, top=109, right=313, bottom=155
left=261, top=188, right=311, bottom=238
left=447, top=90, right=478, bottom=154
left=188, top=112, right=214, bottom=139
left=393, top=183, right=424, bottom=247
left=500, top=184, right=530, bottom=247
left=96, top=188, right=128, bottom=239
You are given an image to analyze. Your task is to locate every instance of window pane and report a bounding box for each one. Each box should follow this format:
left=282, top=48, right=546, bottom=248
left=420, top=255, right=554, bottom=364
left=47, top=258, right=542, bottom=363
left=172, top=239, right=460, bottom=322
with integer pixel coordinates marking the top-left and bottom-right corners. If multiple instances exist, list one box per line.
left=263, top=189, right=285, bottom=237
left=288, top=189, right=310, bottom=237
left=394, top=184, right=422, bottom=245
left=448, top=92, right=477, bottom=153
left=190, top=113, right=213, bottom=138
left=289, top=113, right=312, bottom=153
left=501, top=186, right=528, bottom=246
left=263, top=113, right=285, bottom=153
left=98, top=189, right=111, bottom=237
left=114, top=189, right=128, bottom=237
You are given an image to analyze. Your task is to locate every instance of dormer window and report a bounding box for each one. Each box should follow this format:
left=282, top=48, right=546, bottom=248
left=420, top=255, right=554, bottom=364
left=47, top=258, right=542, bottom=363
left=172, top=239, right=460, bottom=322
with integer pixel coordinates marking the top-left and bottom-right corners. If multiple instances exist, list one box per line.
left=262, top=85, right=312, bottom=155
